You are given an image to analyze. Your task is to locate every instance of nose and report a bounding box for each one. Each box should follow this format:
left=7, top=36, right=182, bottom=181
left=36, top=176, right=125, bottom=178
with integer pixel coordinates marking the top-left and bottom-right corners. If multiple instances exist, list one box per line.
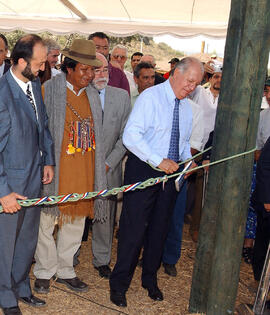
left=86, top=68, right=94, bottom=79
left=188, top=82, right=196, bottom=91
left=40, top=63, right=45, bottom=72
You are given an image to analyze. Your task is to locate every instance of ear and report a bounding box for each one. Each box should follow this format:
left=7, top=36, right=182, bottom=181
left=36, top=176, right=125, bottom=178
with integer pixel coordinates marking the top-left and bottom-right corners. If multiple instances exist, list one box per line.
left=134, top=75, right=138, bottom=85
left=66, top=67, right=74, bottom=76
left=172, top=67, right=180, bottom=78
left=18, top=57, right=27, bottom=68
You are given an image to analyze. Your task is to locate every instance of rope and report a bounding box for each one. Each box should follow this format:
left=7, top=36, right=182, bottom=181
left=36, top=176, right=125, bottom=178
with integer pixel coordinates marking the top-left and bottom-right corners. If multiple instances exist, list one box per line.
left=0, top=147, right=256, bottom=213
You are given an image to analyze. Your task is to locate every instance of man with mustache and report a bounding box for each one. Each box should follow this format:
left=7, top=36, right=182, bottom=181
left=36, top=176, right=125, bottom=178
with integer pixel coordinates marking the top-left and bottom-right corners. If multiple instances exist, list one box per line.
left=33, top=39, right=107, bottom=294
left=88, top=32, right=130, bottom=95
left=0, top=34, right=54, bottom=315
left=131, top=62, right=155, bottom=107
left=91, top=52, right=131, bottom=279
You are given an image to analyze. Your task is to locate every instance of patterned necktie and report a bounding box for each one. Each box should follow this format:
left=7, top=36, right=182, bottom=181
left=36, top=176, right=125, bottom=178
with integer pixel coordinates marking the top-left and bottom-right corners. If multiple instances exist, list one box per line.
left=167, top=98, right=180, bottom=161
left=26, top=84, right=37, bottom=116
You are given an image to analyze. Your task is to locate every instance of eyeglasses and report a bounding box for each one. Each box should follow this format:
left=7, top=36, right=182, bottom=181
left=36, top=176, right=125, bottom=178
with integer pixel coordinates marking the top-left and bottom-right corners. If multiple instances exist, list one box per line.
left=112, top=55, right=127, bottom=60
left=94, top=68, right=109, bottom=75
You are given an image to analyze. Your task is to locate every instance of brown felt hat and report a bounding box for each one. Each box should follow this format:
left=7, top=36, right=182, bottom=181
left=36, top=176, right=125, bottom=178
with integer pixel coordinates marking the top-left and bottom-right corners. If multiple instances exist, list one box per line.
left=61, top=39, right=102, bottom=67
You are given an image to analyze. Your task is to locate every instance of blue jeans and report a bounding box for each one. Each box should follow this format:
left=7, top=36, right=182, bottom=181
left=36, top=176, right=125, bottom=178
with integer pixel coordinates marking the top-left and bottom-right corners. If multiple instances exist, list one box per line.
left=162, top=181, right=187, bottom=265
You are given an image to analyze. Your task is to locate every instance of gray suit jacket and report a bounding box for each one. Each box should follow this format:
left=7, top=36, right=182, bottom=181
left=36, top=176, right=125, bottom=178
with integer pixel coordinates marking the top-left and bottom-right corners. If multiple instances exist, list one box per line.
left=0, top=70, right=54, bottom=198
left=103, top=86, right=131, bottom=188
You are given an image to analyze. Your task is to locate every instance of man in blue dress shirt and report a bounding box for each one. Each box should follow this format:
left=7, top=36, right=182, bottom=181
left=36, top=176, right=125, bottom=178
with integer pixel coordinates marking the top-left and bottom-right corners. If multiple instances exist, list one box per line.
left=109, top=57, right=204, bottom=307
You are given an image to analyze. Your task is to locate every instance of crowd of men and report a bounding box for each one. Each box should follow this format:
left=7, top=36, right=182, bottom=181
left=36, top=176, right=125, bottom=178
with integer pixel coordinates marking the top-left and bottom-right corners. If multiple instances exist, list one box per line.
left=0, top=31, right=269, bottom=314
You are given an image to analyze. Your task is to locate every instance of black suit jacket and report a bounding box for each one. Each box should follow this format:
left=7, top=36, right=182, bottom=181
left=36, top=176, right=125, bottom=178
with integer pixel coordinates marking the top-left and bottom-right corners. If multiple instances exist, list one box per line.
left=253, top=136, right=270, bottom=214
left=3, top=61, right=10, bottom=74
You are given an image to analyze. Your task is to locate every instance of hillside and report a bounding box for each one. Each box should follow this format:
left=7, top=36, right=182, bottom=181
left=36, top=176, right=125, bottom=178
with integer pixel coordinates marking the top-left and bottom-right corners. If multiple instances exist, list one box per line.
left=114, top=37, right=185, bottom=72
left=5, top=31, right=184, bottom=72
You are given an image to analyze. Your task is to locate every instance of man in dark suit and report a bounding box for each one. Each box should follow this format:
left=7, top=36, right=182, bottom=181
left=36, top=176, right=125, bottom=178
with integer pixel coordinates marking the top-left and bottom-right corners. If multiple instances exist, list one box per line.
left=0, top=34, right=10, bottom=78
left=252, top=136, right=270, bottom=282
left=0, top=34, right=54, bottom=315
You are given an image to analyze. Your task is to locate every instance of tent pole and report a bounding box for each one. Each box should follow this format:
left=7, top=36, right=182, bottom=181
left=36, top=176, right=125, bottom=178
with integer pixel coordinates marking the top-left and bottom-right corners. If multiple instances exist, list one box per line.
left=189, top=0, right=270, bottom=313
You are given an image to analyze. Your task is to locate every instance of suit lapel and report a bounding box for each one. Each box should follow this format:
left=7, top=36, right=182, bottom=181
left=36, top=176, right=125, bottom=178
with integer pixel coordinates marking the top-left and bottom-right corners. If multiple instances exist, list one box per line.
left=103, top=87, right=113, bottom=126
left=6, top=71, right=39, bottom=126
left=31, top=80, right=43, bottom=131
left=3, top=62, right=11, bottom=74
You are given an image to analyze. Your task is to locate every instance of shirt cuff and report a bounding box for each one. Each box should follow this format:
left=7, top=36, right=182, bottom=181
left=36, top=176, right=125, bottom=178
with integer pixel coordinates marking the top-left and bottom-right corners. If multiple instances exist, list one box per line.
left=147, top=153, right=163, bottom=167
left=190, top=140, right=203, bottom=152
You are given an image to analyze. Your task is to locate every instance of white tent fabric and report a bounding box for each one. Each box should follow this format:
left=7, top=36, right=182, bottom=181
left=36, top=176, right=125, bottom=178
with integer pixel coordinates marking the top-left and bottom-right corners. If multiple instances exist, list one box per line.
left=0, top=0, right=231, bottom=38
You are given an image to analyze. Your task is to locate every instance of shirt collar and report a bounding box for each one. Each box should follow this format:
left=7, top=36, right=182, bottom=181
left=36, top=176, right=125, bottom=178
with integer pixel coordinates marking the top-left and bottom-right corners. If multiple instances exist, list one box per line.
left=66, top=80, right=86, bottom=96
left=0, top=62, right=4, bottom=77
left=99, top=88, right=106, bottom=96
left=165, top=78, right=179, bottom=104
left=10, top=66, right=31, bottom=94
left=131, top=88, right=140, bottom=98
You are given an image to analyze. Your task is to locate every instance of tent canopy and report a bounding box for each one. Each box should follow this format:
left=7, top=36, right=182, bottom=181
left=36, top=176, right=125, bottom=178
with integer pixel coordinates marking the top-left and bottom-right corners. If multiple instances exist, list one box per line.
left=0, top=0, right=231, bottom=38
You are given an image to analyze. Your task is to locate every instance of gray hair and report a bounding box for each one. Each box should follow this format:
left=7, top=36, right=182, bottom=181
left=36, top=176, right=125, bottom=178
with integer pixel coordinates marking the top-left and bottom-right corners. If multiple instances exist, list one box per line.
left=111, top=44, right=128, bottom=56
left=140, top=54, right=156, bottom=67
left=43, top=38, right=61, bottom=53
left=172, top=57, right=204, bottom=76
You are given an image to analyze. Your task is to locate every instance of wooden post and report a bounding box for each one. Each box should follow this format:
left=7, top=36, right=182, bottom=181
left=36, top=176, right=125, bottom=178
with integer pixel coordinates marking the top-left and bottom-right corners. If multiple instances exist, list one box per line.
left=201, top=41, right=205, bottom=53
left=189, top=0, right=270, bottom=313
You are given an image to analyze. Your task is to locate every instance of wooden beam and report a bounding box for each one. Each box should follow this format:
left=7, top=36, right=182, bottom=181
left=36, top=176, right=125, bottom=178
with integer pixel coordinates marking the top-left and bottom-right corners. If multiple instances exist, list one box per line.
left=189, top=0, right=270, bottom=313
left=59, top=0, right=87, bottom=20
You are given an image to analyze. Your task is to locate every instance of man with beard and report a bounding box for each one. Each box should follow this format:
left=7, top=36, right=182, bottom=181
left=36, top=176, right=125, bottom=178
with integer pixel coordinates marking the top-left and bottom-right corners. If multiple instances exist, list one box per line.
left=88, top=32, right=130, bottom=95
left=90, top=52, right=131, bottom=278
left=0, top=34, right=54, bottom=315
left=33, top=39, right=105, bottom=294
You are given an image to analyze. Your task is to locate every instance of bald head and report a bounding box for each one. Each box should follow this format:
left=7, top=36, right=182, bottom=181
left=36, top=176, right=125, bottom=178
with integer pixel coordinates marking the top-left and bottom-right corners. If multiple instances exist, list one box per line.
left=140, top=55, right=156, bottom=67
left=96, top=52, right=108, bottom=66
left=93, top=52, right=109, bottom=90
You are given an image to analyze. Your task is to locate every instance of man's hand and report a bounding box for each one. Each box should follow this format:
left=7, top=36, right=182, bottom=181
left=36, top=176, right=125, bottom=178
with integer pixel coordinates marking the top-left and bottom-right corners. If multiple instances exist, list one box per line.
left=184, top=161, right=197, bottom=179
left=158, top=158, right=179, bottom=174
left=264, top=204, right=270, bottom=212
left=106, top=164, right=110, bottom=173
left=202, top=159, right=210, bottom=172
left=204, top=62, right=214, bottom=74
left=0, top=192, right=27, bottom=213
left=42, top=165, right=54, bottom=184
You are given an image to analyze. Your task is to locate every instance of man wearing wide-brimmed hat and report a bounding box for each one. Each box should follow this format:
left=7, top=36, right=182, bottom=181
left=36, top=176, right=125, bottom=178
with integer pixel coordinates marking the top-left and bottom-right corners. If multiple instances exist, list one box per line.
left=33, top=39, right=108, bottom=294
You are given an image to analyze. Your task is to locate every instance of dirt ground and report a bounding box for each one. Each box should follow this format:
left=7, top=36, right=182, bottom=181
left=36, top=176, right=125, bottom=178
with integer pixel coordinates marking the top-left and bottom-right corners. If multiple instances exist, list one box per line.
left=19, top=224, right=256, bottom=315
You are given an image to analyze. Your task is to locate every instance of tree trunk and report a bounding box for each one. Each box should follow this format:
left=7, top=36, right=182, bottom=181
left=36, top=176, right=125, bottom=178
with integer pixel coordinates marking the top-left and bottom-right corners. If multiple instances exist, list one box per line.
left=189, top=0, right=270, bottom=313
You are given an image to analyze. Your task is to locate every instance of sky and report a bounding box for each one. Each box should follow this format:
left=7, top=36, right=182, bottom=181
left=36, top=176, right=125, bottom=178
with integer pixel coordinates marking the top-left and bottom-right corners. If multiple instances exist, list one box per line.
left=153, top=34, right=226, bottom=57
left=153, top=34, right=270, bottom=69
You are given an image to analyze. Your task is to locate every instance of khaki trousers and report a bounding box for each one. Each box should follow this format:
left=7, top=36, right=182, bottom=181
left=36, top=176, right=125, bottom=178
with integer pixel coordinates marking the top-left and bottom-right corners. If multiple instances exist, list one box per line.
left=34, top=211, right=85, bottom=279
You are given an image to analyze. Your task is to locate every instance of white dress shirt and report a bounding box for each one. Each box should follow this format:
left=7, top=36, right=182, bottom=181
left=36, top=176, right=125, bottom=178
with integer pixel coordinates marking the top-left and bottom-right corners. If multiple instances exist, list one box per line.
left=0, top=62, right=5, bottom=78
left=10, top=67, right=38, bottom=120
left=190, top=85, right=219, bottom=147
left=124, top=70, right=137, bottom=95
left=123, top=79, right=193, bottom=167
left=256, top=108, right=270, bottom=150
left=189, top=99, right=205, bottom=151
left=66, top=80, right=86, bottom=96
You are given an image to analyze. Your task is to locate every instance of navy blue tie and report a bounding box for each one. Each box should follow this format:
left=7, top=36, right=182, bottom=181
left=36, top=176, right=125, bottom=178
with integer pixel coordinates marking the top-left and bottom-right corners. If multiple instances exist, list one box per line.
left=26, top=84, right=37, bottom=116
left=167, top=98, right=180, bottom=161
